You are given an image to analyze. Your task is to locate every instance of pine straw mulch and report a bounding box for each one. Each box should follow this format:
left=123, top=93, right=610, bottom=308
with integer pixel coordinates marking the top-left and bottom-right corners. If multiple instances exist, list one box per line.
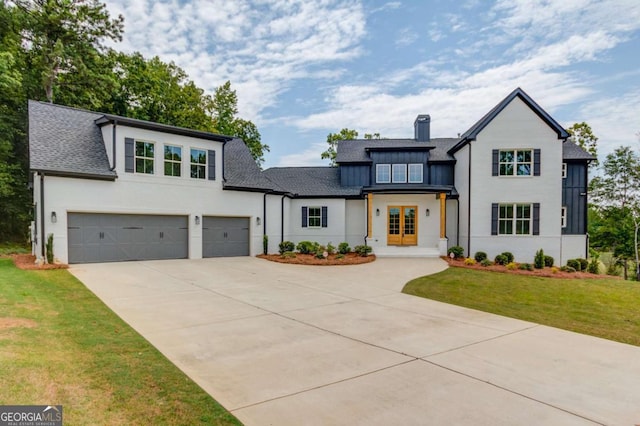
left=257, top=253, right=376, bottom=266
left=443, top=256, right=612, bottom=279
left=10, top=254, right=69, bottom=270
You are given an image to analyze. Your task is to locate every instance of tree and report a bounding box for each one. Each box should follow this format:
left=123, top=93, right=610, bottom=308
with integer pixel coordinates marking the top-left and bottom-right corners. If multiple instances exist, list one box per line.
left=211, top=81, right=269, bottom=166
left=567, top=122, right=598, bottom=166
left=589, top=146, right=640, bottom=280
left=11, top=0, right=124, bottom=103
left=321, top=128, right=359, bottom=166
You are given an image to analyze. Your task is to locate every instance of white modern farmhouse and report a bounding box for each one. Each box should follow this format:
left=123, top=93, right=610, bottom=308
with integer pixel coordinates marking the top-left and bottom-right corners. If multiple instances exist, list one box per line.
left=29, top=88, right=593, bottom=264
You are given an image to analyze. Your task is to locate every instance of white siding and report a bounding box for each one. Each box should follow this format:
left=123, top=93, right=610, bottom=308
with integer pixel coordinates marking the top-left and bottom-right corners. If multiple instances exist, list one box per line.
left=345, top=199, right=366, bottom=248
left=287, top=198, right=346, bottom=246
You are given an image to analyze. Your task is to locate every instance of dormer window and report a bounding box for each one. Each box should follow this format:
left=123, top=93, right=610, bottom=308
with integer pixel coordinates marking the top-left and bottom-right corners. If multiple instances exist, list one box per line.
left=408, top=164, right=423, bottom=183
left=376, top=164, right=391, bottom=183
left=392, top=164, right=407, bottom=183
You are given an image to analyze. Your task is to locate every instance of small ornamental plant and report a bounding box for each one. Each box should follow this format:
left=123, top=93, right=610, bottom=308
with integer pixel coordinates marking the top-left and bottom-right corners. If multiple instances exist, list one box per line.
left=464, top=257, right=476, bottom=266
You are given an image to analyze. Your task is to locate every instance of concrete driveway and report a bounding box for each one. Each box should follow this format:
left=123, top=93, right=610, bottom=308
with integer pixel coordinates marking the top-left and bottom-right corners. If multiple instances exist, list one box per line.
left=70, top=257, right=640, bottom=425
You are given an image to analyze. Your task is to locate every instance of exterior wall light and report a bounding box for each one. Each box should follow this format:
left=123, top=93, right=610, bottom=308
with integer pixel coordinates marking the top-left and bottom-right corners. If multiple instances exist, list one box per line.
left=51, top=211, right=57, bottom=223
left=195, top=215, right=200, bottom=225
left=425, top=209, right=430, bottom=217
left=256, top=217, right=261, bottom=226
left=376, top=208, right=380, bottom=216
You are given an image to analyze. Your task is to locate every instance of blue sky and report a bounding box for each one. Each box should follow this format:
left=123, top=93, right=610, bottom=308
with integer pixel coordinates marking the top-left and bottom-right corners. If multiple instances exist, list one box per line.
left=104, top=0, right=640, bottom=168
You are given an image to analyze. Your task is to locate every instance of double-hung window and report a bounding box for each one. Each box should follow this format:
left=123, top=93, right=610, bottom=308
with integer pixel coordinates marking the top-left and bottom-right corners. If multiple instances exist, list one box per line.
left=392, top=164, right=407, bottom=183
left=408, top=164, right=423, bottom=183
left=498, top=203, right=532, bottom=235
left=190, top=148, right=206, bottom=179
left=307, top=207, right=321, bottom=227
left=376, top=164, right=391, bottom=183
left=561, top=206, right=567, bottom=228
left=499, top=149, right=533, bottom=176
left=164, top=145, right=182, bottom=177
left=135, top=141, right=154, bottom=174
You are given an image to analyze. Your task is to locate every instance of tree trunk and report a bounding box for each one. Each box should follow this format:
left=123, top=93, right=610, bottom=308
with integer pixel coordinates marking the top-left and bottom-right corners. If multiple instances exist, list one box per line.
left=623, top=259, right=628, bottom=280
left=635, top=218, right=639, bottom=281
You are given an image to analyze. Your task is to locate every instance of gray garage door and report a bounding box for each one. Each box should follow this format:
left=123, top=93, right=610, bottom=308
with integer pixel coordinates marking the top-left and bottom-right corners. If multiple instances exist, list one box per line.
left=203, top=216, right=250, bottom=257
left=68, top=213, right=188, bottom=264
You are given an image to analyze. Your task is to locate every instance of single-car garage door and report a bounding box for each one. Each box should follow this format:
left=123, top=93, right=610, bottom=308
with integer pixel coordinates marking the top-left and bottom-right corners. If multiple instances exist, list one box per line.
left=203, top=216, right=250, bottom=257
left=68, top=213, right=188, bottom=264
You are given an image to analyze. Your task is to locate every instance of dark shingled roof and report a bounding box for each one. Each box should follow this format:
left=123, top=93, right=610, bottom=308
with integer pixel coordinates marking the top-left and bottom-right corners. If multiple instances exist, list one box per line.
left=563, top=140, right=596, bottom=161
left=262, top=167, right=361, bottom=197
left=223, top=138, right=282, bottom=191
left=29, top=100, right=117, bottom=179
left=336, top=138, right=458, bottom=163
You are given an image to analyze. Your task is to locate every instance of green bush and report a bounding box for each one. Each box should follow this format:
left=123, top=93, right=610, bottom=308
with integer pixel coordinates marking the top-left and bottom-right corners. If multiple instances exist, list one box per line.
left=279, top=241, right=295, bottom=255
left=561, top=265, right=576, bottom=273
left=263, top=235, right=269, bottom=255
left=338, top=242, right=351, bottom=254
left=534, top=249, right=545, bottom=269
left=474, top=251, right=487, bottom=262
left=566, top=259, right=581, bottom=271
left=326, top=242, right=336, bottom=255
left=45, top=233, right=54, bottom=264
left=587, top=258, right=600, bottom=274
left=296, top=241, right=317, bottom=254
left=518, top=263, right=534, bottom=271
left=281, top=251, right=296, bottom=259
left=577, top=258, right=588, bottom=271
left=501, top=252, right=514, bottom=263
left=494, top=254, right=508, bottom=265
left=336, top=253, right=345, bottom=260
left=480, top=259, right=493, bottom=267
left=315, top=246, right=327, bottom=259
left=354, top=245, right=372, bottom=257
left=544, top=255, right=554, bottom=267
left=448, top=246, right=464, bottom=259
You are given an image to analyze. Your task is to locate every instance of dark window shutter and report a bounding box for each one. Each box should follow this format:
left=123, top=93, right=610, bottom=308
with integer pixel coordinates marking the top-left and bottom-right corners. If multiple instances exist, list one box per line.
left=533, top=203, right=540, bottom=235
left=492, top=150, right=499, bottom=176
left=321, top=206, right=328, bottom=228
left=208, top=150, right=216, bottom=180
left=301, top=206, right=308, bottom=228
left=125, top=138, right=134, bottom=173
left=533, top=149, right=541, bottom=176
left=491, top=203, right=499, bottom=235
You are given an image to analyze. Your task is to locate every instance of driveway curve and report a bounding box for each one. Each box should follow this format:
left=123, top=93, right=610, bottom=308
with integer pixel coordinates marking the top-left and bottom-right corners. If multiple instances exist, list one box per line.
left=71, top=257, right=640, bottom=425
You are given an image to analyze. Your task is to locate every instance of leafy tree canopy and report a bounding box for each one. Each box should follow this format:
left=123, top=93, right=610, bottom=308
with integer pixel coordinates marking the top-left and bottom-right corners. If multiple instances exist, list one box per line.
left=567, top=122, right=598, bottom=166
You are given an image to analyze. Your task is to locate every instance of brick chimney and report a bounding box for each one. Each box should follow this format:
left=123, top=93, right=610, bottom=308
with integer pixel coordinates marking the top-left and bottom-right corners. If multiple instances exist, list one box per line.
left=414, top=114, right=430, bottom=142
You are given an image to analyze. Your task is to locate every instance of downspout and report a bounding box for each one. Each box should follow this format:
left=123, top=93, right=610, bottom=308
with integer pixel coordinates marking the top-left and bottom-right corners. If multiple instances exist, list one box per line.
left=467, top=143, right=472, bottom=255
left=280, top=194, right=286, bottom=244
left=364, top=193, right=368, bottom=247
left=456, top=198, right=460, bottom=246
left=40, top=173, right=45, bottom=259
left=109, top=120, right=117, bottom=170
left=222, top=140, right=227, bottom=182
left=263, top=192, right=268, bottom=236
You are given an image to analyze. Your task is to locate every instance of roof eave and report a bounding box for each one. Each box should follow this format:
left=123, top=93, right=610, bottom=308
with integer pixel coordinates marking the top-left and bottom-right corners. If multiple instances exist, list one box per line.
left=32, top=168, right=117, bottom=181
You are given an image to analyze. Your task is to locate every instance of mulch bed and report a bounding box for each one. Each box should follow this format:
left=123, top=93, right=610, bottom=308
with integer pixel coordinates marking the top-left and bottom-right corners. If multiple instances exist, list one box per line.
left=257, top=253, right=376, bottom=266
left=443, top=256, right=610, bottom=279
left=10, top=254, right=69, bottom=270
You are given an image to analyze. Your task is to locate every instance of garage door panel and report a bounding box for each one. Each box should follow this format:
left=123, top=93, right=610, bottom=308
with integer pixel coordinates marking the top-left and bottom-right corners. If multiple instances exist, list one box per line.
left=67, top=213, right=188, bottom=264
left=203, top=216, right=250, bottom=258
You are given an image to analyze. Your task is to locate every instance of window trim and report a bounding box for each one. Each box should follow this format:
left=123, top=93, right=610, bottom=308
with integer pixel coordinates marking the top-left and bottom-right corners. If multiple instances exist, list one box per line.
left=499, top=149, right=533, bottom=177
left=190, top=148, right=207, bottom=179
left=498, top=203, right=533, bottom=236
left=135, top=140, right=155, bottom=175
left=562, top=162, right=567, bottom=178
left=561, top=206, right=567, bottom=228
left=307, top=206, right=322, bottom=228
left=163, top=144, right=182, bottom=177
left=376, top=164, right=391, bottom=183
left=408, top=163, right=423, bottom=183
left=392, top=164, right=407, bottom=183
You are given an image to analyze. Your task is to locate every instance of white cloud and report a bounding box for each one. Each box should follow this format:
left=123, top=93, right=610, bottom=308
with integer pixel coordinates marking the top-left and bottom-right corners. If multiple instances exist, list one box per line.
left=396, top=27, right=418, bottom=47
left=276, top=142, right=328, bottom=167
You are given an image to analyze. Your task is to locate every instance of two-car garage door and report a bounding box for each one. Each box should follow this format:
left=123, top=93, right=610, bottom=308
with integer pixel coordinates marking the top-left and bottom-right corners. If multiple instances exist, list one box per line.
left=68, top=213, right=189, bottom=264
left=67, top=213, right=250, bottom=263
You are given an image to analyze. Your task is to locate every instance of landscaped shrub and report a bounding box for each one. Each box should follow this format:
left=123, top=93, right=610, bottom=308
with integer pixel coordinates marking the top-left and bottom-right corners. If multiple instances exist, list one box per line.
left=326, top=242, right=336, bottom=255
left=494, top=254, right=508, bottom=265
left=577, top=258, right=588, bottom=271
left=480, top=259, right=493, bottom=267
left=544, top=255, right=554, bottom=267
left=281, top=251, right=296, bottom=258
left=354, top=245, right=372, bottom=257
left=518, top=263, right=534, bottom=271
left=45, top=233, right=54, bottom=264
left=448, top=246, right=464, bottom=259
left=566, top=259, right=581, bottom=271
left=551, top=266, right=559, bottom=274
left=501, top=252, right=514, bottom=263
left=336, top=253, right=345, bottom=260
left=315, top=245, right=327, bottom=259
left=464, top=257, right=476, bottom=265
left=338, top=242, right=351, bottom=254
left=534, top=249, right=545, bottom=269
left=279, top=241, right=295, bottom=255
left=474, top=251, right=487, bottom=262
left=296, top=241, right=317, bottom=254
left=561, top=265, right=576, bottom=273
left=263, top=235, right=269, bottom=255
left=506, top=262, right=517, bottom=270
left=587, top=258, right=600, bottom=274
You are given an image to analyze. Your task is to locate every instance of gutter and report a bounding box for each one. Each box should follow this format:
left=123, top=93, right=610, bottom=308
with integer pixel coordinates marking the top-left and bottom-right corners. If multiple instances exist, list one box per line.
left=467, top=143, right=472, bottom=255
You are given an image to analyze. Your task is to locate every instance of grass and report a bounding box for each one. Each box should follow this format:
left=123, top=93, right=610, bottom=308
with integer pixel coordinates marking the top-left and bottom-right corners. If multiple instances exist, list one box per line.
left=0, top=259, right=241, bottom=425
left=403, top=267, right=640, bottom=347
left=0, top=242, right=29, bottom=256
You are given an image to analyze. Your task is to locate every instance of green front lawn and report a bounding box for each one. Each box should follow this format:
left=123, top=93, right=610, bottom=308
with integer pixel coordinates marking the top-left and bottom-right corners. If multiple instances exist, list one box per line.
left=403, top=268, right=640, bottom=346
left=0, top=259, right=241, bottom=425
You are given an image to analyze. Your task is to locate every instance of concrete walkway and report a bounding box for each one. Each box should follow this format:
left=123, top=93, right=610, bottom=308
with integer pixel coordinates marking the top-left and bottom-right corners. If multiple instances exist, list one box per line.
left=70, top=257, right=640, bottom=425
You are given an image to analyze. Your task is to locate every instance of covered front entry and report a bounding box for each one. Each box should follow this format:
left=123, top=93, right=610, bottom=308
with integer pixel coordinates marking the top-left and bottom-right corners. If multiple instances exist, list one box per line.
left=387, top=206, right=417, bottom=245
